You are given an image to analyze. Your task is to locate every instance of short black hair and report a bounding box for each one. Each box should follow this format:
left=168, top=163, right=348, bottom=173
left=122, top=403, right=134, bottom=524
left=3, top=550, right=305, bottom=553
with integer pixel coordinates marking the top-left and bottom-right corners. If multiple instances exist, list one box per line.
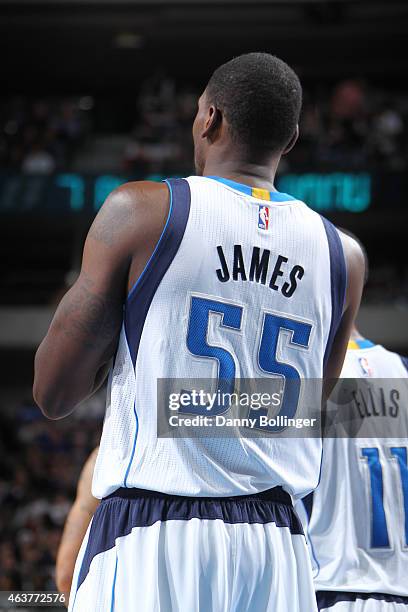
left=206, top=52, right=302, bottom=154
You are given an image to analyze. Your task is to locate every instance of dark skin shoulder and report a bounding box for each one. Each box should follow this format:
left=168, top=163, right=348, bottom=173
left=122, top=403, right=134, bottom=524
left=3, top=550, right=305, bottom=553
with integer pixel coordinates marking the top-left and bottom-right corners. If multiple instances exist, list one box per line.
left=33, top=181, right=169, bottom=419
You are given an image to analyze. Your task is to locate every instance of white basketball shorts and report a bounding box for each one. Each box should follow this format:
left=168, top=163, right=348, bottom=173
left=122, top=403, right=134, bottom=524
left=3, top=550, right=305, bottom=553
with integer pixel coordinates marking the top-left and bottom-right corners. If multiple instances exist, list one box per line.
left=69, top=486, right=317, bottom=612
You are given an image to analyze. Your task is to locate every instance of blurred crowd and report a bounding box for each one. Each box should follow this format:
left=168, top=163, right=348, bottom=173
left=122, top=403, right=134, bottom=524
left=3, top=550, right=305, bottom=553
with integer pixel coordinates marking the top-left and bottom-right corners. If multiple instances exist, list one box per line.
left=287, top=79, right=408, bottom=172
left=126, top=76, right=408, bottom=173
left=0, top=97, right=92, bottom=174
left=1, top=77, right=407, bottom=175
left=0, top=394, right=103, bottom=591
left=122, top=74, right=196, bottom=176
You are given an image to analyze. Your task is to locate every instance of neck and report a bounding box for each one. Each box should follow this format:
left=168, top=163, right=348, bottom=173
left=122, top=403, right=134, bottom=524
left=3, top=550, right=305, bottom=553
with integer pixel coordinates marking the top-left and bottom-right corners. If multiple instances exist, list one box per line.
left=202, top=147, right=281, bottom=191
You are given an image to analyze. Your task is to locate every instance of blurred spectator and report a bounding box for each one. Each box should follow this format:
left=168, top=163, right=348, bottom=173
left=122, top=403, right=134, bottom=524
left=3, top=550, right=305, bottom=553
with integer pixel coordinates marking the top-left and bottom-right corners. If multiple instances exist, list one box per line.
left=331, top=79, right=366, bottom=120
left=22, top=142, right=56, bottom=174
left=370, top=105, right=405, bottom=169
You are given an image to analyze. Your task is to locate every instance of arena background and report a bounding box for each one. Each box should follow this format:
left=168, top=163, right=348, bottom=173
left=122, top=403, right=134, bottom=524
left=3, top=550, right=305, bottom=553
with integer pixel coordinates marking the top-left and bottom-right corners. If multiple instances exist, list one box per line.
left=0, top=0, right=407, bottom=606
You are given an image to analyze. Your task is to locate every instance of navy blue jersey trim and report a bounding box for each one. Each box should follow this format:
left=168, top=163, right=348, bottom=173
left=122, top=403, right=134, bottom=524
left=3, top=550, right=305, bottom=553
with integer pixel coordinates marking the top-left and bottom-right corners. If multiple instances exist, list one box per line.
left=76, top=486, right=303, bottom=592
left=300, top=492, right=322, bottom=577
left=400, top=355, right=408, bottom=374
left=126, top=186, right=173, bottom=301
left=317, top=590, right=408, bottom=609
left=124, top=178, right=191, bottom=366
left=301, top=492, right=314, bottom=522
left=320, top=218, right=347, bottom=370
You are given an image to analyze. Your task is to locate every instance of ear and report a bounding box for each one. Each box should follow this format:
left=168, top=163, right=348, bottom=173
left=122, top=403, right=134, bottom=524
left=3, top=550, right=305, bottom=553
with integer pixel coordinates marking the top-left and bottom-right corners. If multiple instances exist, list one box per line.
left=282, top=125, right=299, bottom=155
left=201, top=105, right=222, bottom=141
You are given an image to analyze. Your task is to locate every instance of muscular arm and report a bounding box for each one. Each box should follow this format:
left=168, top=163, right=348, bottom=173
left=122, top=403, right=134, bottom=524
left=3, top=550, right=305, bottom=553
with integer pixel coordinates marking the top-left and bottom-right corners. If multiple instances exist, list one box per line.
left=34, top=181, right=169, bottom=419
left=323, top=231, right=365, bottom=397
left=56, top=448, right=100, bottom=604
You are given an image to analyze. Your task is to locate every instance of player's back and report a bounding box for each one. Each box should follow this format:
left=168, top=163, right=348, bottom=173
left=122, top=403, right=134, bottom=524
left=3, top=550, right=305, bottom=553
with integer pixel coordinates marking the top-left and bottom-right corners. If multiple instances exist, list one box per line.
left=93, top=175, right=346, bottom=499
left=302, top=340, right=408, bottom=601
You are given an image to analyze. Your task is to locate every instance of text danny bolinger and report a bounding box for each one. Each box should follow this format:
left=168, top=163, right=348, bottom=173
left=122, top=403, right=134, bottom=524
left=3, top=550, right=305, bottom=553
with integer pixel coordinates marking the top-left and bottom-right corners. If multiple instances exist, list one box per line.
left=168, top=415, right=318, bottom=429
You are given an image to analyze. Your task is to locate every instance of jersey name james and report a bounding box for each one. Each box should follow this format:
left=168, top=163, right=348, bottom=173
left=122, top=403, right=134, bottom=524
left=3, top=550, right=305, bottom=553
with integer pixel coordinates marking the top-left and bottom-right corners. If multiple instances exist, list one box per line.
left=216, top=245, right=304, bottom=298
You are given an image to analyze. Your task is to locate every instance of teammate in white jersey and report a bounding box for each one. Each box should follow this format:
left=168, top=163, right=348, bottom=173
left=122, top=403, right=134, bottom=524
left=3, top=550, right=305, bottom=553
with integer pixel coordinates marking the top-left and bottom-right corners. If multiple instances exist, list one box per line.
left=301, top=332, right=408, bottom=612
left=34, top=53, right=365, bottom=611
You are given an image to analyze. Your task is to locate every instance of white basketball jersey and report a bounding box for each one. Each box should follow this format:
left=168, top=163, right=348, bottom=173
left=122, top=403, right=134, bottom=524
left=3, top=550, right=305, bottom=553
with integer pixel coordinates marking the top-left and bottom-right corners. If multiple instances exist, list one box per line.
left=301, top=341, right=408, bottom=596
left=93, top=175, right=346, bottom=499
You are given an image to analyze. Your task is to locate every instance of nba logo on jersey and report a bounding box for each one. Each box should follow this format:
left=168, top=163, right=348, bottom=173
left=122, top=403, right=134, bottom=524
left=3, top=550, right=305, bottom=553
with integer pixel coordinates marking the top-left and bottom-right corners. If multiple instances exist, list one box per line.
left=258, top=205, right=269, bottom=230
left=359, top=356, right=373, bottom=377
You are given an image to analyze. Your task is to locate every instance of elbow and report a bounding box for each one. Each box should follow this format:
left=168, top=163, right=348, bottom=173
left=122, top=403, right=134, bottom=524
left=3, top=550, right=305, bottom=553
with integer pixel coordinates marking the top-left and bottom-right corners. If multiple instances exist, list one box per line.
left=55, top=568, right=73, bottom=600
left=56, top=577, right=71, bottom=597
left=33, top=353, right=76, bottom=419
left=33, top=350, right=58, bottom=419
left=33, top=390, right=60, bottom=420
left=33, top=345, right=93, bottom=418
left=33, top=379, right=73, bottom=420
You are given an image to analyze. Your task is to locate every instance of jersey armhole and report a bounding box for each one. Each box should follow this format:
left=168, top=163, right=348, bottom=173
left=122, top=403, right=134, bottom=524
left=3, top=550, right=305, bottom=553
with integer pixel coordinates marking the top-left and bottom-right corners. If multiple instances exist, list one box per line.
left=400, top=355, right=408, bottom=374
left=124, top=178, right=191, bottom=366
left=320, top=217, right=347, bottom=369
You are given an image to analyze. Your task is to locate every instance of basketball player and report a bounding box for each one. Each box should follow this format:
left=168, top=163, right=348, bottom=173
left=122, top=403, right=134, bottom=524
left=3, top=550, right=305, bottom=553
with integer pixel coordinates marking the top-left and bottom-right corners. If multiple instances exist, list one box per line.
left=56, top=448, right=99, bottom=605
left=298, top=241, right=408, bottom=611
left=33, top=53, right=365, bottom=611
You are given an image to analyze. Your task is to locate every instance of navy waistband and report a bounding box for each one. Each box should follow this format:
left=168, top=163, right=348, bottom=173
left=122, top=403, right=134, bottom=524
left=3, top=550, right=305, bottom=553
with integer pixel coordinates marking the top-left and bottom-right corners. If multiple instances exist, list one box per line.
left=100, top=486, right=300, bottom=530
left=317, top=591, right=408, bottom=609
left=104, top=485, right=293, bottom=505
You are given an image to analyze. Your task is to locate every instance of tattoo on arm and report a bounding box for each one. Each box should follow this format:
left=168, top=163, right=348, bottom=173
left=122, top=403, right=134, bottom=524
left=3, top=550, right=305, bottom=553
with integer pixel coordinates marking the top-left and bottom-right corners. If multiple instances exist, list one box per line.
left=57, top=274, right=123, bottom=351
